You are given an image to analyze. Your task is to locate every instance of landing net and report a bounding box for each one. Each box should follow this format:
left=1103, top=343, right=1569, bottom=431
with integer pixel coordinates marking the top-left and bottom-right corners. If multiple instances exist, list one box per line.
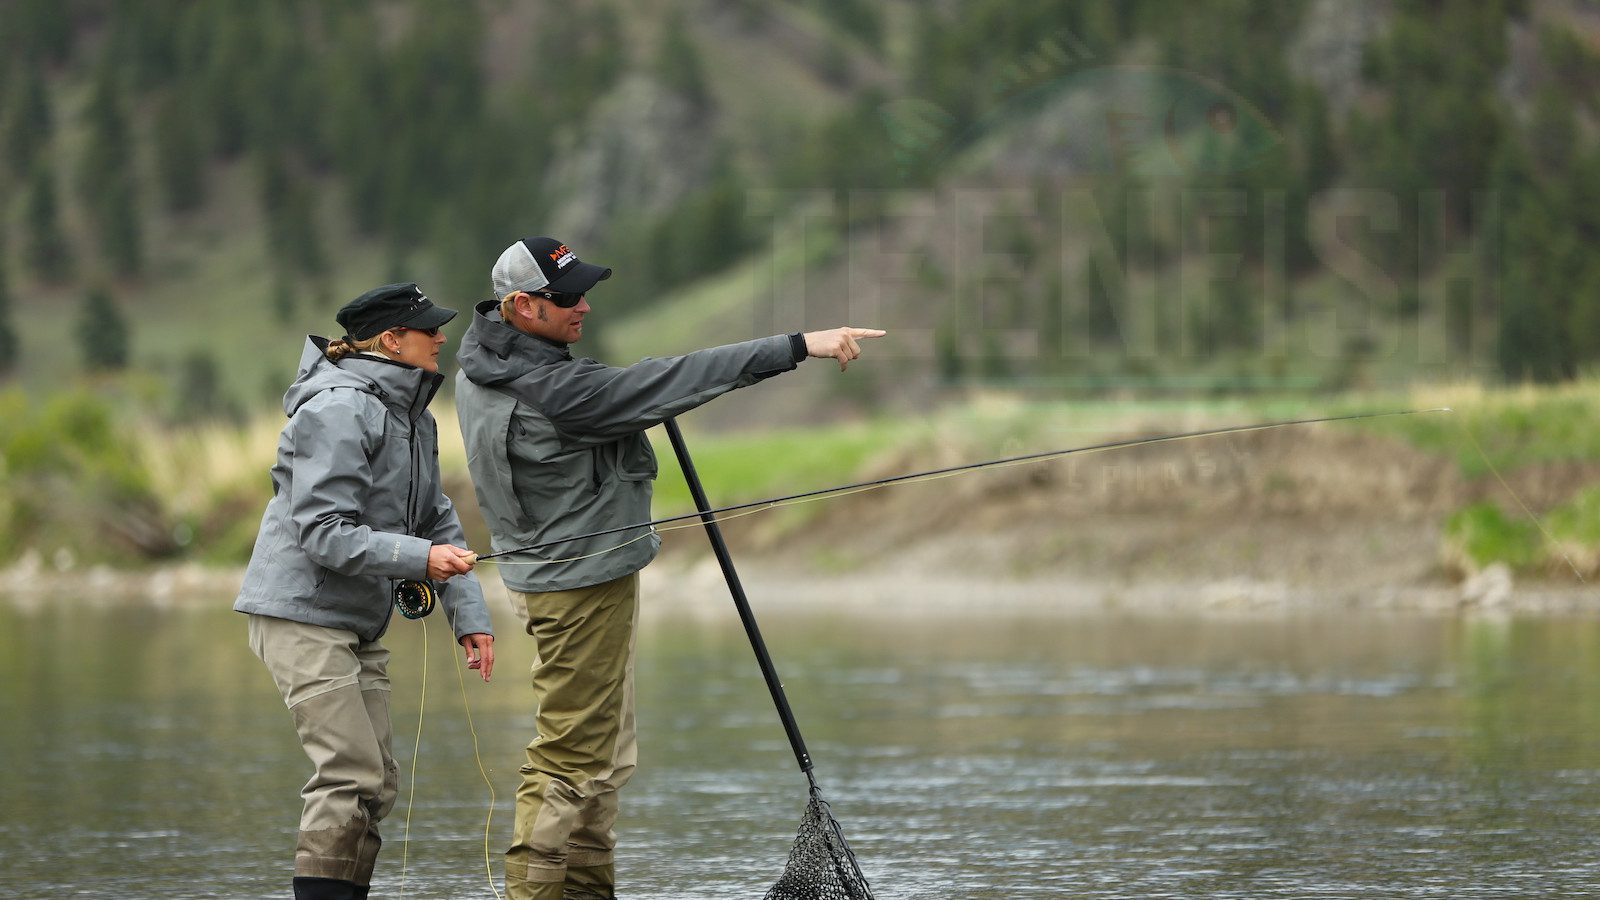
left=762, top=778, right=875, bottom=900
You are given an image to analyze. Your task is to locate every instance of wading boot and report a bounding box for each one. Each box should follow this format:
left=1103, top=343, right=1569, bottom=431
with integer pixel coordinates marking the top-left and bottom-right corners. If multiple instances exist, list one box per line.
left=292, top=876, right=358, bottom=900
left=563, top=863, right=616, bottom=900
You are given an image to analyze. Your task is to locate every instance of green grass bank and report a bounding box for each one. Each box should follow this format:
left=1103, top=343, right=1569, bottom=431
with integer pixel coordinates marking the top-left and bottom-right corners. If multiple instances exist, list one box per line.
left=2, top=382, right=1596, bottom=581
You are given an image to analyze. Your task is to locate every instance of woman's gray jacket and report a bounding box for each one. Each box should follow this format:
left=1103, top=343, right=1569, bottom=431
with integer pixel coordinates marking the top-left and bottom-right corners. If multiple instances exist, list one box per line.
left=234, top=337, right=493, bottom=643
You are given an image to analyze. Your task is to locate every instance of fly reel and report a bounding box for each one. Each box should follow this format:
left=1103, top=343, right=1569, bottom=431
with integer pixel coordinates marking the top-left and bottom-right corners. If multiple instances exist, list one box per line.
left=394, top=579, right=438, bottom=619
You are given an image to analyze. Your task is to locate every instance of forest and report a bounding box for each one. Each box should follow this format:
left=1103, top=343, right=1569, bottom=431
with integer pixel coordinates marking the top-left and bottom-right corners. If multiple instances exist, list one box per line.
left=3, top=1, right=1594, bottom=407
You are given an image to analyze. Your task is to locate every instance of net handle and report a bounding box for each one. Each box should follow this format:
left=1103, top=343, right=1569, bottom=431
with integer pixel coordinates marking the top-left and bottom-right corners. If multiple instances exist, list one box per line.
left=665, top=418, right=815, bottom=773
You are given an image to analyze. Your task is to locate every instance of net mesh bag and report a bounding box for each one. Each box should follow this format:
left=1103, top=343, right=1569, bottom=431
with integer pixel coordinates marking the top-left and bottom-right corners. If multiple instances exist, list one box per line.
left=762, top=779, right=876, bottom=900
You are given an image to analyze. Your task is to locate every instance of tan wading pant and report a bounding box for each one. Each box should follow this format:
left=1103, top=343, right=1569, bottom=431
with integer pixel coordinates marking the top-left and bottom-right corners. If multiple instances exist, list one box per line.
left=249, top=615, right=399, bottom=887
left=505, top=573, right=639, bottom=900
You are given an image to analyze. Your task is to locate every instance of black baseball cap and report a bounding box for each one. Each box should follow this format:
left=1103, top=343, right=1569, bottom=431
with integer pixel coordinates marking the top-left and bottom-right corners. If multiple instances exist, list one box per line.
left=491, top=237, right=612, bottom=298
left=336, top=283, right=457, bottom=341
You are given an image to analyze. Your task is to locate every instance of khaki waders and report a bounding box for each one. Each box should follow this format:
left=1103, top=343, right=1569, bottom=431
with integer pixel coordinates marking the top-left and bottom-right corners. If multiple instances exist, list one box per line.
left=505, top=573, right=639, bottom=900
left=250, top=615, right=399, bottom=890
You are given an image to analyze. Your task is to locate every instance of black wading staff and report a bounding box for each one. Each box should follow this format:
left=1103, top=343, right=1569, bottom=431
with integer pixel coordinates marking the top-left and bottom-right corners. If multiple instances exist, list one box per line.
left=664, top=417, right=876, bottom=900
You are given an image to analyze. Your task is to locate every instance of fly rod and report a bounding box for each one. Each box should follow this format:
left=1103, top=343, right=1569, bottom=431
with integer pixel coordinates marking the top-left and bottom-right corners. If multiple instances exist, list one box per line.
left=477, top=407, right=1450, bottom=562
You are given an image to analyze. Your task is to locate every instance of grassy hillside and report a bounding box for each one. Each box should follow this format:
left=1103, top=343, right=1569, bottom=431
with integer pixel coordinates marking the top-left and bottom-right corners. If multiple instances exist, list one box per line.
left=0, top=0, right=905, bottom=411
left=6, top=161, right=397, bottom=409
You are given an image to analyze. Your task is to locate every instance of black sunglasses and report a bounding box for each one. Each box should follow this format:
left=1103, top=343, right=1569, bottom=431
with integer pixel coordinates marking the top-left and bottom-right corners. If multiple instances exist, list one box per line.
left=531, top=290, right=585, bottom=309
left=396, top=325, right=441, bottom=337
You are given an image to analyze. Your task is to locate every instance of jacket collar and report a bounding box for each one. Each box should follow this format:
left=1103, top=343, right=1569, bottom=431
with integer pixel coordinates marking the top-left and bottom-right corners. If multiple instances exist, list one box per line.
left=288, top=336, right=442, bottom=422
left=473, top=300, right=570, bottom=356
left=458, top=300, right=572, bottom=387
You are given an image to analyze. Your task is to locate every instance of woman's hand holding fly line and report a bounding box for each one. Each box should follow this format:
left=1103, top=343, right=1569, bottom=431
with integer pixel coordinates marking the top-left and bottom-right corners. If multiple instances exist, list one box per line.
left=460, top=633, right=494, bottom=682
left=427, top=544, right=477, bottom=581
left=804, top=327, right=887, bottom=371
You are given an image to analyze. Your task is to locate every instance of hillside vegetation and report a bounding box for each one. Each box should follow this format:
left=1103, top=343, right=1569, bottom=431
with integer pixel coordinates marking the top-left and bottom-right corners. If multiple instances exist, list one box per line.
left=3, top=381, right=1597, bottom=586
left=3, top=0, right=1600, bottom=420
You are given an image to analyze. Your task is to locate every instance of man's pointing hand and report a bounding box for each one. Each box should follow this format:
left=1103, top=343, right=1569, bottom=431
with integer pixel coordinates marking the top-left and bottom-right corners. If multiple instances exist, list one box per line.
left=803, top=327, right=887, bottom=372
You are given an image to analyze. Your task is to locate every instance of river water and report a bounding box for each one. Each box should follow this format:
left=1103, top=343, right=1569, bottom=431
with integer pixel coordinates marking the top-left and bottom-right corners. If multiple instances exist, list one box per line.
left=2, top=595, right=1598, bottom=898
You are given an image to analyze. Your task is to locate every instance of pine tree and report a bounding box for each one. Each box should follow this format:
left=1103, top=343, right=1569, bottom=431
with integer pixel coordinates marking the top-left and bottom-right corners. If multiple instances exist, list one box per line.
left=80, top=62, right=133, bottom=201
left=528, top=1, right=624, bottom=123
left=79, top=288, right=131, bottom=372
left=100, top=178, right=145, bottom=275
left=813, top=0, right=884, bottom=50
left=1529, top=86, right=1578, bottom=176
left=175, top=348, right=236, bottom=422
left=240, top=3, right=315, bottom=161
left=154, top=88, right=207, bottom=212
left=259, top=149, right=327, bottom=280
left=356, top=0, right=488, bottom=246
left=2, top=62, right=53, bottom=179
left=657, top=11, right=710, bottom=113
left=0, top=228, right=18, bottom=376
left=271, top=272, right=296, bottom=326
left=277, top=182, right=327, bottom=279
left=935, top=320, right=965, bottom=384
left=110, top=0, right=184, bottom=91
left=319, top=14, right=386, bottom=232
left=13, top=0, right=75, bottom=65
left=79, top=60, right=144, bottom=275
left=25, top=159, right=71, bottom=281
left=200, top=3, right=262, bottom=158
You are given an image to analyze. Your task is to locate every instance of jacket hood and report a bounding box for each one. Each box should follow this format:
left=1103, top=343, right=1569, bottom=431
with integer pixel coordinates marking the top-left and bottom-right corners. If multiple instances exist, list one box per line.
left=457, top=300, right=570, bottom=388
left=284, top=336, right=443, bottom=421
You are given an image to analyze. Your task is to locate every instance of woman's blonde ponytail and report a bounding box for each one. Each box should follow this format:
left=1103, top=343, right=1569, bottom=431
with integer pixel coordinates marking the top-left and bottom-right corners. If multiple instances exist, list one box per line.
left=325, top=333, right=388, bottom=361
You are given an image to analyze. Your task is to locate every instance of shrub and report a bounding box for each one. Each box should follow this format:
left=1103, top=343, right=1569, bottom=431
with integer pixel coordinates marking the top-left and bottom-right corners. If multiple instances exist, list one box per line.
left=1441, top=501, right=1542, bottom=576
left=0, top=389, right=174, bottom=566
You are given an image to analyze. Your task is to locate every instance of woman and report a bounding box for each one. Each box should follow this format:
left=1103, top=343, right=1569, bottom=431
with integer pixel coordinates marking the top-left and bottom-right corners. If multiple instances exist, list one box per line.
left=234, top=283, right=496, bottom=900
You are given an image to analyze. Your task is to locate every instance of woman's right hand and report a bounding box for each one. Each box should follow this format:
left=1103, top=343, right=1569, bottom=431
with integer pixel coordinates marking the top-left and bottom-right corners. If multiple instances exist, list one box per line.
left=427, top=544, right=478, bottom=581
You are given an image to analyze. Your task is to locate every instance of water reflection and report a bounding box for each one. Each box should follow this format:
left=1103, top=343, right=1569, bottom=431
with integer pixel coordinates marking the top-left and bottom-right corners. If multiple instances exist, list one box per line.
left=1, top=600, right=1598, bottom=898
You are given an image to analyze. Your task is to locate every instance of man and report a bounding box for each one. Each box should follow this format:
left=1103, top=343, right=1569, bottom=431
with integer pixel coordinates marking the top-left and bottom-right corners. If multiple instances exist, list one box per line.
left=454, top=236, right=882, bottom=900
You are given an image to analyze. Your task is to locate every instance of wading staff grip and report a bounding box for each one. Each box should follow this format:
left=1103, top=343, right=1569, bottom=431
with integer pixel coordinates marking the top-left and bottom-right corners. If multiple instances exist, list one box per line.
left=664, top=418, right=815, bottom=774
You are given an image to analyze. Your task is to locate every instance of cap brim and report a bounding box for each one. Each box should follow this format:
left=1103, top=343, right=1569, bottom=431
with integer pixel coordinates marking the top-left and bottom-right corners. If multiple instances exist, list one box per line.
left=398, top=305, right=457, bottom=330
left=547, top=261, right=612, bottom=294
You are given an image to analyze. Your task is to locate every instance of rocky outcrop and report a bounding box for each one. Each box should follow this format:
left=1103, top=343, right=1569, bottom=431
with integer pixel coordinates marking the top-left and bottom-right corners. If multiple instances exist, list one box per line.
left=540, top=75, right=715, bottom=247
left=1289, top=0, right=1393, bottom=116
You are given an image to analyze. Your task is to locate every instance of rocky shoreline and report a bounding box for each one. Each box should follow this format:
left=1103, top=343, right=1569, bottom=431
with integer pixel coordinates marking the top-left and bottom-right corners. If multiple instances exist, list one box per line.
left=5, top=529, right=1591, bottom=618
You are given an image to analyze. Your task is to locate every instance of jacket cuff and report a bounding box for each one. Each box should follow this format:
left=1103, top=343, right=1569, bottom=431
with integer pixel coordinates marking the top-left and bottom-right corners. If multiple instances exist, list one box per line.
left=382, top=534, right=434, bottom=580
left=443, top=575, right=494, bottom=639
left=788, top=332, right=807, bottom=363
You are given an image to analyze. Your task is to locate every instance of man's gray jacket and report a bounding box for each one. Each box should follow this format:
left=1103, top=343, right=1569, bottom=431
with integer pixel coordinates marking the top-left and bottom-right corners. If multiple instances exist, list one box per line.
left=455, top=300, right=802, bottom=593
left=234, top=337, right=493, bottom=642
